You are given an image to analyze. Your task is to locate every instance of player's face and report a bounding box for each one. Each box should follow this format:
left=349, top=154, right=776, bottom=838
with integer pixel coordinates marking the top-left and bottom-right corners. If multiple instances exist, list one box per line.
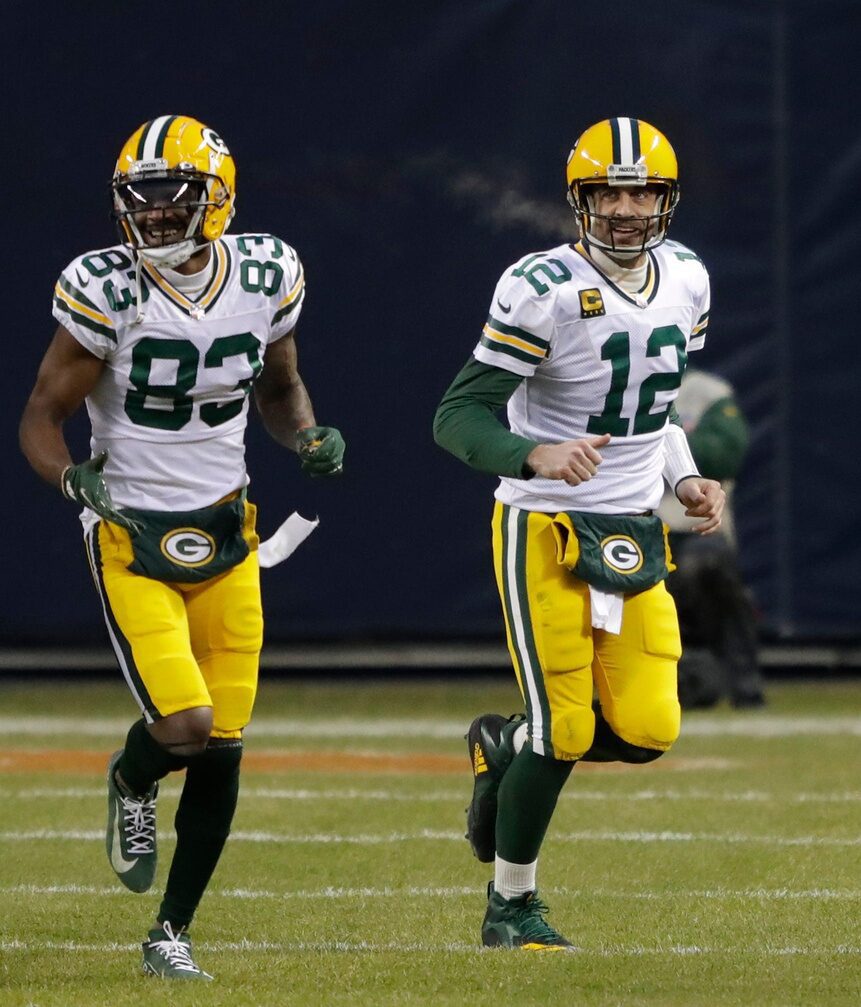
left=118, top=179, right=204, bottom=247
left=588, top=185, right=662, bottom=249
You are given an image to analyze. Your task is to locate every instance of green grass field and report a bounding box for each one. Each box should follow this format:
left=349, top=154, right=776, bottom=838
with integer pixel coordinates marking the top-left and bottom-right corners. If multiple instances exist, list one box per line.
left=0, top=676, right=859, bottom=1006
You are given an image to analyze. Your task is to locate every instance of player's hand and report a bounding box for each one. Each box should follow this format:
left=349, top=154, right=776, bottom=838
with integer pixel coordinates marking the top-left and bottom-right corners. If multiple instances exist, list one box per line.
left=675, top=476, right=725, bottom=535
left=525, top=434, right=611, bottom=485
left=61, top=452, right=144, bottom=533
left=296, top=426, right=345, bottom=477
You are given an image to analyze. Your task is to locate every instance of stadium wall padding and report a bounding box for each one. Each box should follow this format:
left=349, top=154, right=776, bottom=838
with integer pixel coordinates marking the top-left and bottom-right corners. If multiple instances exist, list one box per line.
left=4, top=1, right=857, bottom=643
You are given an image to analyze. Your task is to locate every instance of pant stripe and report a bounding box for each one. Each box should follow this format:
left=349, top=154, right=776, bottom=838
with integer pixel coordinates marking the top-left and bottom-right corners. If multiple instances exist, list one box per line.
left=84, top=524, right=155, bottom=722
left=504, top=507, right=550, bottom=756
left=497, top=504, right=525, bottom=690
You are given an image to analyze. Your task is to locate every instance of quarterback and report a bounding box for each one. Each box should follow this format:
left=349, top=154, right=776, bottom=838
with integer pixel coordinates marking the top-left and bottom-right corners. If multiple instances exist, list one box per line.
left=19, top=115, right=345, bottom=979
left=433, top=117, right=725, bottom=949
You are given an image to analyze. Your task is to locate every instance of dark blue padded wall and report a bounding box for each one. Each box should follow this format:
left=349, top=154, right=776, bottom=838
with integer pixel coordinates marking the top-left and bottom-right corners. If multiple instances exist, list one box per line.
left=4, top=2, right=857, bottom=643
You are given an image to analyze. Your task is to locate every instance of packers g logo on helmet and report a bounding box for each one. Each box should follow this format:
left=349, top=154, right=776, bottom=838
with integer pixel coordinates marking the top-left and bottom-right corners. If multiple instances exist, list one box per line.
left=565, top=117, right=680, bottom=255
left=111, top=115, right=237, bottom=267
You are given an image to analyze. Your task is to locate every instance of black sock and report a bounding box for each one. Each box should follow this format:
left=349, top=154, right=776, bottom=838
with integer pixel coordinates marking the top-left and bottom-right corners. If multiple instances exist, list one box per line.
left=158, top=737, right=242, bottom=929
left=580, top=705, right=664, bottom=764
left=116, top=719, right=187, bottom=797
left=495, top=746, right=574, bottom=864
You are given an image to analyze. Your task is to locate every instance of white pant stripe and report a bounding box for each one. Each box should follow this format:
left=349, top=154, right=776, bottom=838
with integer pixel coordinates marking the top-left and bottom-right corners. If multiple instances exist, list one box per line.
left=505, top=507, right=544, bottom=756
left=84, top=527, right=151, bottom=723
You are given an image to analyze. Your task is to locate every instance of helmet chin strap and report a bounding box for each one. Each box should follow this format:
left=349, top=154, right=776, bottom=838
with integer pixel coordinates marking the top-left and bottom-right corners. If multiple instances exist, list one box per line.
left=131, top=239, right=206, bottom=323
left=584, top=233, right=645, bottom=260
left=137, top=239, right=199, bottom=269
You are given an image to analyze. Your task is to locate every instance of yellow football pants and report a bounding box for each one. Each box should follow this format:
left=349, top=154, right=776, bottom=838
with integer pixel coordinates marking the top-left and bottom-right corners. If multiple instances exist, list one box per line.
left=492, top=502, right=682, bottom=760
left=85, top=519, right=263, bottom=739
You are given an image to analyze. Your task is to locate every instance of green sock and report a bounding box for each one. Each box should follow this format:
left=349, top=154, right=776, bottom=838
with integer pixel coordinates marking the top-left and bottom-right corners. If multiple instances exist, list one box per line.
left=158, top=738, right=242, bottom=929
left=495, top=746, right=574, bottom=864
left=116, top=719, right=186, bottom=797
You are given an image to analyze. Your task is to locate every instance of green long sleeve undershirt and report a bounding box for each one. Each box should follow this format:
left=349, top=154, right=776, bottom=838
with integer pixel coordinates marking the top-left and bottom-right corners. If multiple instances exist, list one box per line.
left=432, top=357, right=537, bottom=478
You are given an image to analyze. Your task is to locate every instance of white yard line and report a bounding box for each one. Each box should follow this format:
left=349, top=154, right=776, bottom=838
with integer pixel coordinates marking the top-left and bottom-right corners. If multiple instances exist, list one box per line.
left=1, top=828, right=859, bottom=847
left=1, top=713, right=860, bottom=738
left=0, top=937, right=857, bottom=956
left=2, top=882, right=860, bottom=902
left=3, top=784, right=860, bottom=804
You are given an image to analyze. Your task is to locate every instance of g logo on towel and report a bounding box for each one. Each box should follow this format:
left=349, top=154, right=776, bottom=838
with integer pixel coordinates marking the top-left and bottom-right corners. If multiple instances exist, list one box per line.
left=160, top=528, right=216, bottom=568
left=600, top=535, right=644, bottom=575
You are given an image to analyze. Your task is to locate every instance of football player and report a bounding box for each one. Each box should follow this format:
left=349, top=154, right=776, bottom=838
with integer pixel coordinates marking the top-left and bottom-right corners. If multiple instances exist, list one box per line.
left=19, top=115, right=345, bottom=980
left=433, top=117, right=725, bottom=949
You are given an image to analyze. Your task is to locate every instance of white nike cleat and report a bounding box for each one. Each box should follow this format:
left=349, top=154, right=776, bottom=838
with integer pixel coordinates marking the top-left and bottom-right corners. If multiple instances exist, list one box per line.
left=105, top=749, right=158, bottom=893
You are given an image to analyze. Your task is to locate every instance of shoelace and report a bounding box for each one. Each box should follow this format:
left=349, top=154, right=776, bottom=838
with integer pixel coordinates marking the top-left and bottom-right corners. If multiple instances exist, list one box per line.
left=513, top=896, right=566, bottom=943
left=120, top=793, right=156, bottom=855
left=148, top=922, right=199, bottom=972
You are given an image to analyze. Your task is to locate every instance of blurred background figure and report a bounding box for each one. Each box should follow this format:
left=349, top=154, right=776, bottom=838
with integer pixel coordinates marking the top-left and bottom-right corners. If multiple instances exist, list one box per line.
left=658, top=366, right=766, bottom=709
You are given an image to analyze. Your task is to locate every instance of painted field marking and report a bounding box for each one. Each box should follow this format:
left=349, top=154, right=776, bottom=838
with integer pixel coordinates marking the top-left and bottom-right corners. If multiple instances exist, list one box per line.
left=1, top=713, right=860, bottom=739
left=0, top=937, right=858, bottom=957
left=3, top=882, right=861, bottom=902
left=0, top=749, right=736, bottom=775
left=3, top=784, right=860, bottom=804
left=1, top=828, right=859, bottom=847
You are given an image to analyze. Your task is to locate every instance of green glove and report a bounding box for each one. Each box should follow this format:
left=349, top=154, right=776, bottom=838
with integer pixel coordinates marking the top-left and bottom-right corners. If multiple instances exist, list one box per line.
left=61, top=452, right=143, bottom=533
left=296, top=426, right=345, bottom=477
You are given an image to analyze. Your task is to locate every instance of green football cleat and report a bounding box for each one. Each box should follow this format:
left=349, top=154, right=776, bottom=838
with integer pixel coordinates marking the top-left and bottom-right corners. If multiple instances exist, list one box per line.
left=481, top=883, right=575, bottom=951
left=141, top=921, right=213, bottom=980
left=465, top=713, right=524, bottom=862
left=105, top=749, right=158, bottom=893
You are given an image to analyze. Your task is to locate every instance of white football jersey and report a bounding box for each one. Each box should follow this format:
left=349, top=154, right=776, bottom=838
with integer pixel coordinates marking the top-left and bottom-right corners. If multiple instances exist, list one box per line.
left=53, top=234, right=305, bottom=512
left=473, top=239, right=709, bottom=513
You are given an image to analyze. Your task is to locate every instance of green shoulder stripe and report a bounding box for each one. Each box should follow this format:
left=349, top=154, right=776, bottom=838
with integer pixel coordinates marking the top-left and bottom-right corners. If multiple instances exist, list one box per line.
left=272, top=298, right=301, bottom=326
left=479, top=334, right=538, bottom=366
left=58, top=274, right=100, bottom=312
left=53, top=295, right=117, bottom=341
left=485, top=314, right=549, bottom=350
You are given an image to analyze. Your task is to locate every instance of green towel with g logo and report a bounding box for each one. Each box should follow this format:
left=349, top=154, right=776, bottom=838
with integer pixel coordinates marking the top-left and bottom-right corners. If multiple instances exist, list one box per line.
left=122, top=493, right=257, bottom=583
left=550, top=512, right=674, bottom=594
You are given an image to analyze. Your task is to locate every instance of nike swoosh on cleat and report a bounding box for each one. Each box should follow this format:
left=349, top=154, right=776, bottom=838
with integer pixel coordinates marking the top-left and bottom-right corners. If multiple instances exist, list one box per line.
left=496, top=299, right=512, bottom=313
left=110, top=803, right=139, bottom=874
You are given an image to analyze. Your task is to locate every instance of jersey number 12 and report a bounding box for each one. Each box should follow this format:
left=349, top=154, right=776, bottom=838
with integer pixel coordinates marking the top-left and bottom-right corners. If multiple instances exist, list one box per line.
left=586, top=324, right=687, bottom=436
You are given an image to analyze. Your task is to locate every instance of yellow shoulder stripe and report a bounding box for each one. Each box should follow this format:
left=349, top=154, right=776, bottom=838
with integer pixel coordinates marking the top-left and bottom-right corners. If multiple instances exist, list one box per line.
left=482, top=324, right=546, bottom=357
left=53, top=284, right=114, bottom=328
left=278, top=267, right=305, bottom=309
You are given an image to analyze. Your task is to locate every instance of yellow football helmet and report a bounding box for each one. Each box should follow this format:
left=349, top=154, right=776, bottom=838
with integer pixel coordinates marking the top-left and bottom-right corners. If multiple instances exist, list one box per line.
left=566, top=117, right=679, bottom=255
left=111, top=115, right=236, bottom=267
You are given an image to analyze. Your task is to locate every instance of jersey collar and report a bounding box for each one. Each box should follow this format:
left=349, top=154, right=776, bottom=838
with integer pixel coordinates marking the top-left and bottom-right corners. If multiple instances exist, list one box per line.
left=572, top=239, right=661, bottom=308
left=141, top=240, right=232, bottom=318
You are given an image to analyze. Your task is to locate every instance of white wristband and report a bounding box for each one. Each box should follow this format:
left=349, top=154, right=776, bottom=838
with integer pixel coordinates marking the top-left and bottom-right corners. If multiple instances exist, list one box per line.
left=663, top=423, right=700, bottom=494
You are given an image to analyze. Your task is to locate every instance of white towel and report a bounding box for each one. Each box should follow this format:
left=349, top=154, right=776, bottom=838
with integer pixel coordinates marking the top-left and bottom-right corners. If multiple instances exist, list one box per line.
left=258, top=512, right=319, bottom=568
left=589, top=586, right=624, bottom=634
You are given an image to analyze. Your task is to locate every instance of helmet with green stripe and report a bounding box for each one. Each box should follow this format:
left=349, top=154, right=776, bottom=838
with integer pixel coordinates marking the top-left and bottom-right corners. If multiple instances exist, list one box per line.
left=111, top=115, right=236, bottom=267
left=566, top=117, right=679, bottom=256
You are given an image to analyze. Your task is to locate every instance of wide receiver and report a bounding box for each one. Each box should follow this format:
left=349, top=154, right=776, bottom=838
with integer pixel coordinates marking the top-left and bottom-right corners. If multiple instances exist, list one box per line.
left=434, top=117, right=724, bottom=949
left=19, top=115, right=345, bottom=979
